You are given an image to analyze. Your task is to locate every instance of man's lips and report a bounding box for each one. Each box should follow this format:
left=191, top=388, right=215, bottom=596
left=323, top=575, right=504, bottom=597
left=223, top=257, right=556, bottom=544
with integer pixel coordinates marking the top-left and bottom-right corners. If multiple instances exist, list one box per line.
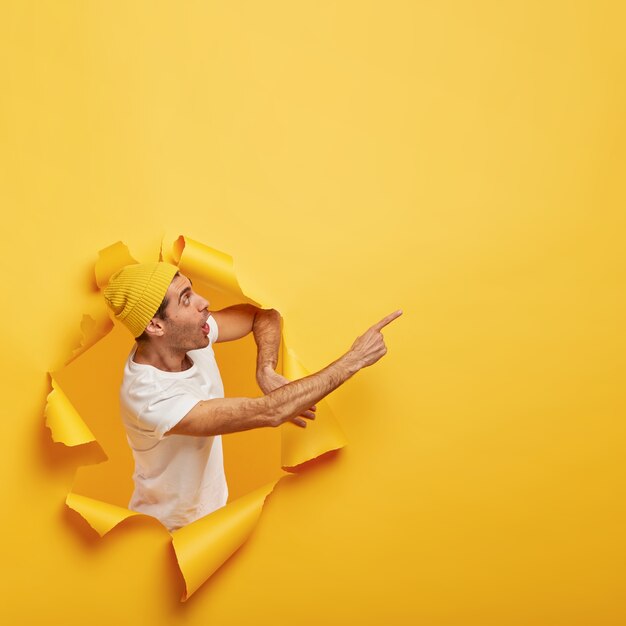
left=201, top=314, right=210, bottom=334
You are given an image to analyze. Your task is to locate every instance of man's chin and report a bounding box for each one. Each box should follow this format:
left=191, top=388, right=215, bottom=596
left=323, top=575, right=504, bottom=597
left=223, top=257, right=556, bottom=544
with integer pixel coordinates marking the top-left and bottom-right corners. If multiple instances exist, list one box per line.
left=185, top=336, right=210, bottom=352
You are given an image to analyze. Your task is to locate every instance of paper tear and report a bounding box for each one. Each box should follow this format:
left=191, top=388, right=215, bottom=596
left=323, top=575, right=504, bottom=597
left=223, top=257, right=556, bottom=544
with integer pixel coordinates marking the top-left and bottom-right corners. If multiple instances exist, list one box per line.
left=66, top=492, right=141, bottom=537
left=45, top=376, right=97, bottom=447
left=46, top=236, right=347, bottom=599
left=280, top=346, right=347, bottom=471
left=172, top=478, right=281, bottom=600
left=95, top=241, right=139, bottom=288
left=173, top=235, right=255, bottom=300
left=68, top=313, right=114, bottom=364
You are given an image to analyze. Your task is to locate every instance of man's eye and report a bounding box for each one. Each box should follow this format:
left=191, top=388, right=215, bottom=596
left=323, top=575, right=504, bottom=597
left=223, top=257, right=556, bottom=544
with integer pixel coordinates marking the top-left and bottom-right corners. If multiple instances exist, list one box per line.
left=184, top=295, right=191, bottom=304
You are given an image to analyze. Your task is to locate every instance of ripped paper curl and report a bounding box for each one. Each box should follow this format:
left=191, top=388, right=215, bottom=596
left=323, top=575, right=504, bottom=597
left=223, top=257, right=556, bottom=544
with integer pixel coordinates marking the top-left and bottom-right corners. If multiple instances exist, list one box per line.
left=45, top=376, right=96, bottom=447
left=172, top=479, right=279, bottom=600
left=280, top=348, right=347, bottom=470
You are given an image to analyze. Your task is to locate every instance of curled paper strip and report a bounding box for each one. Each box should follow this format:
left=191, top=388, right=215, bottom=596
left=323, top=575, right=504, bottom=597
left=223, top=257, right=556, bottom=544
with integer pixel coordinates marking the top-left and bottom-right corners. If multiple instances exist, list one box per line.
left=66, top=492, right=140, bottom=537
left=172, top=479, right=280, bottom=600
left=45, top=376, right=96, bottom=447
left=172, top=235, right=247, bottom=298
left=280, top=347, right=347, bottom=470
left=44, top=236, right=347, bottom=600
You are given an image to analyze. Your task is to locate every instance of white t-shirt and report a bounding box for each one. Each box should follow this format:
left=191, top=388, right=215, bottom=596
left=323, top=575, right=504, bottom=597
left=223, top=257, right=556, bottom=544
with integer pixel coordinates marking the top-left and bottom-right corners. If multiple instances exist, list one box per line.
left=120, top=314, right=228, bottom=531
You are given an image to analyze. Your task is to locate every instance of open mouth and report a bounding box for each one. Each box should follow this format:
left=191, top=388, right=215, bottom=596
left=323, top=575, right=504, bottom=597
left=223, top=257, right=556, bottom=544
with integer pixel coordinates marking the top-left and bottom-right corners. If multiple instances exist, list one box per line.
left=201, top=316, right=210, bottom=334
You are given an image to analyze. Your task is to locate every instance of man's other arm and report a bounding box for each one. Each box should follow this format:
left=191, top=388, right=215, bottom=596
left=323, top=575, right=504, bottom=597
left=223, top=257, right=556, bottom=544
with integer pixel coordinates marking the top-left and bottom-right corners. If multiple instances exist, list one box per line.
left=210, top=304, right=282, bottom=388
left=167, top=310, right=402, bottom=437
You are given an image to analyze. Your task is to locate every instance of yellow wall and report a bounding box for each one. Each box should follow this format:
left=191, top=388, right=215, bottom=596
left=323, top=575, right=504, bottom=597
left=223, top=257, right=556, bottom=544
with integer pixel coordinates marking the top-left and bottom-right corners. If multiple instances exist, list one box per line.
left=2, top=1, right=625, bottom=623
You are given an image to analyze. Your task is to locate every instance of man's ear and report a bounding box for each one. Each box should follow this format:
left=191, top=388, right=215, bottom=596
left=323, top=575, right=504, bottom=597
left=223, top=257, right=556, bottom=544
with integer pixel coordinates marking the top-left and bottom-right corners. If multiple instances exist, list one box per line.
left=144, top=317, right=166, bottom=338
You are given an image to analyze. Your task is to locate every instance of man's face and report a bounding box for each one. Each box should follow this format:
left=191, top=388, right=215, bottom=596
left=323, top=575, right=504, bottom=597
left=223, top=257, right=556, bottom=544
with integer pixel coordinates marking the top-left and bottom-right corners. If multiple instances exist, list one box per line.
left=159, top=273, right=212, bottom=351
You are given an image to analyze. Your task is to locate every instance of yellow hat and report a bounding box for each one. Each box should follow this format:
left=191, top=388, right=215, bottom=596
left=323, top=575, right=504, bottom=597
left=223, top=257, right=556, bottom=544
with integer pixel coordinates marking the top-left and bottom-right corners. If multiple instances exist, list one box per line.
left=103, top=262, right=179, bottom=337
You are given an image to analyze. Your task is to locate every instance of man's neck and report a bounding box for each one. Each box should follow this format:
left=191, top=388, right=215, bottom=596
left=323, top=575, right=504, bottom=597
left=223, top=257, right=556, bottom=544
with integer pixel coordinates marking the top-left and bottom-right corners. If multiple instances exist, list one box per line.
left=133, top=341, right=191, bottom=372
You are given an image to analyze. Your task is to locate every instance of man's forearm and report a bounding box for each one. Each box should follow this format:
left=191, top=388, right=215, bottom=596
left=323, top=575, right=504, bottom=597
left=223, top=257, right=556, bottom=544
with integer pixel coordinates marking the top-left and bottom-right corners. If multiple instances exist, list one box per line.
left=252, top=307, right=282, bottom=380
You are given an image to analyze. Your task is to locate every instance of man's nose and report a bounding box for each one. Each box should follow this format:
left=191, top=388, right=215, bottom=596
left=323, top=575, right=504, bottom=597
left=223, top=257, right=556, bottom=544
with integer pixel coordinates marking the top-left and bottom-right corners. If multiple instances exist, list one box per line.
left=197, top=294, right=209, bottom=310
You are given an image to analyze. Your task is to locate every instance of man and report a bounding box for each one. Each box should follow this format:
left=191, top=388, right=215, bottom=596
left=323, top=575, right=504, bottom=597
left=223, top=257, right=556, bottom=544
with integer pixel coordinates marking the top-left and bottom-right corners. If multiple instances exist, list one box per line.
left=104, top=261, right=401, bottom=531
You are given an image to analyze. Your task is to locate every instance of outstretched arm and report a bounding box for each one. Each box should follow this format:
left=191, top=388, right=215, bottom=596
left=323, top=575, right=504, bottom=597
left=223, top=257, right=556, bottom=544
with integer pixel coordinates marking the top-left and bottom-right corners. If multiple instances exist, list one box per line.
left=167, top=310, right=402, bottom=437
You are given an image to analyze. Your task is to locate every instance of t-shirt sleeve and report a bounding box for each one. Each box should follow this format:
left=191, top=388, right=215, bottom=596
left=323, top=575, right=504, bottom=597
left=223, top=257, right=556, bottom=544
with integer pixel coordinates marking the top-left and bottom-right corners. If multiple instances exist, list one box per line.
left=208, top=313, right=219, bottom=344
left=133, top=380, right=204, bottom=440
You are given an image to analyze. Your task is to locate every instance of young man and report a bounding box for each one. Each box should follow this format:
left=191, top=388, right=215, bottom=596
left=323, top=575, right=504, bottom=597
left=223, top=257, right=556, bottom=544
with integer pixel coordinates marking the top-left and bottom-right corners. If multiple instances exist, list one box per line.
left=104, top=261, right=401, bottom=531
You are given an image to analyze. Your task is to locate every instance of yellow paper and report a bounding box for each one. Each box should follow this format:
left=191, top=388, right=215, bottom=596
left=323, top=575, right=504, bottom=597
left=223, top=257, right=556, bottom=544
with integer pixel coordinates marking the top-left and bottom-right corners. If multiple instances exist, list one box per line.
left=45, top=375, right=96, bottom=447
left=95, top=241, right=139, bottom=288
left=172, top=235, right=252, bottom=299
left=280, top=346, right=347, bottom=470
left=172, top=479, right=281, bottom=600
left=66, top=492, right=141, bottom=537
left=68, top=313, right=114, bottom=364
left=5, top=4, right=625, bottom=621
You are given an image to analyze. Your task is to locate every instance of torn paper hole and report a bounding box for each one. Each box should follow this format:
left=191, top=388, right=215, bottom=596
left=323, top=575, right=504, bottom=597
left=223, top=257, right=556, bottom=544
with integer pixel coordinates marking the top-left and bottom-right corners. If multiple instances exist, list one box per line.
left=44, top=236, right=347, bottom=600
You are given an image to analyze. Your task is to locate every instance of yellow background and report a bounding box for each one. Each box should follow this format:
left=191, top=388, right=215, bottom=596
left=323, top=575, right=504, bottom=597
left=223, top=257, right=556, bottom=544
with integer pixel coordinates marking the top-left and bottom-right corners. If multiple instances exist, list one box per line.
left=2, top=1, right=625, bottom=624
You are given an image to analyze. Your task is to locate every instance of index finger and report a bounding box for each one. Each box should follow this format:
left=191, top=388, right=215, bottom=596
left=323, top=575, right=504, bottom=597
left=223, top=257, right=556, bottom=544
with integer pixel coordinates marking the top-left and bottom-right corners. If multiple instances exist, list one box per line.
left=372, top=309, right=403, bottom=331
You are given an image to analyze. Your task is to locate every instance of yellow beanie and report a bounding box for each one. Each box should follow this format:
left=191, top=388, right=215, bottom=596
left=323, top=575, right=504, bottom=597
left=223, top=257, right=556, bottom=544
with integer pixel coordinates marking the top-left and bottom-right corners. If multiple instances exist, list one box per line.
left=103, top=262, right=179, bottom=337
